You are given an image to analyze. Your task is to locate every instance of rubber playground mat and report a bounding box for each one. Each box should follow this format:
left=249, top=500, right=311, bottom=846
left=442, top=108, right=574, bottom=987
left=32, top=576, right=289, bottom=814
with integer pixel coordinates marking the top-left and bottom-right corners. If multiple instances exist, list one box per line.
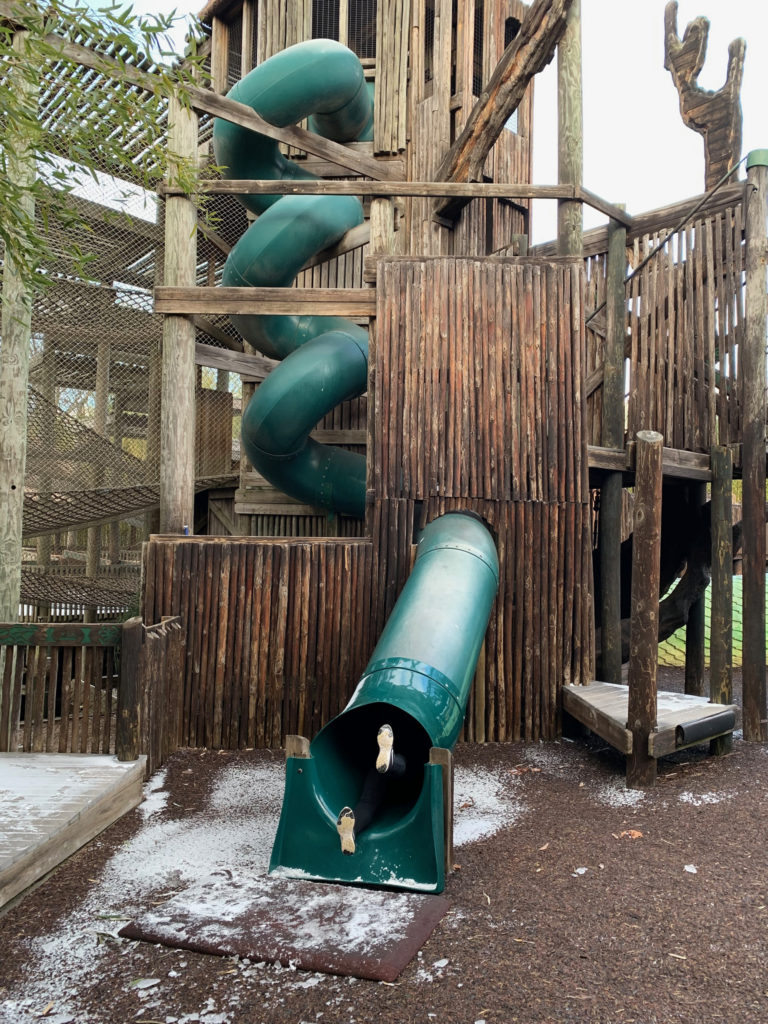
left=119, top=874, right=450, bottom=982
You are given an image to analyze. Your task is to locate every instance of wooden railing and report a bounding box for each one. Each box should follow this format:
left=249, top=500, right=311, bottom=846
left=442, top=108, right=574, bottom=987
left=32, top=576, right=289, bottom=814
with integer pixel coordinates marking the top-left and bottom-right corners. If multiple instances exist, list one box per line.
left=0, top=616, right=183, bottom=775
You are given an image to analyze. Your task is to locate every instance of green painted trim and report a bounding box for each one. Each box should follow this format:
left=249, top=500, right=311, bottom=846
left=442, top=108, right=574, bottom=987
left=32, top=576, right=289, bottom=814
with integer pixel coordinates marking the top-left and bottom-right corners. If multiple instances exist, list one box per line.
left=746, top=149, right=768, bottom=170
left=0, top=622, right=122, bottom=647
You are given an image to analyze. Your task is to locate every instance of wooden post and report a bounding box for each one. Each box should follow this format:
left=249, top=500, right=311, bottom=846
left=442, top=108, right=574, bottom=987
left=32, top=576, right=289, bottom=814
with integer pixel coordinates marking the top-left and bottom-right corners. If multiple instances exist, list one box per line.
left=430, top=747, right=453, bottom=877
left=684, top=482, right=707, bottom=696
left=626, top=430, right=663, bottom=788
left=85, top=340, right=110, bottom=621
left=599, top=215, right=627, bottom=683
left=0, top=31, right=36, bottom=623
left=710, top=445, right=733, bottom=754
left=116, top=616, right=144, bottom=761
left=36, top=337, right=56, bottom=619
left=557, top=0, right=582, bottom=257
left=742, top=151, right=768, bottom=742
left=160, top=93, right=199, bottom=534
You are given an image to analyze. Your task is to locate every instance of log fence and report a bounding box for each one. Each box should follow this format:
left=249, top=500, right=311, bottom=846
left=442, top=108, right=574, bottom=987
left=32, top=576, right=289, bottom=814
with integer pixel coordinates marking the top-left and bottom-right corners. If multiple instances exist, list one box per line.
left=0, top=617, right=183, bottom=775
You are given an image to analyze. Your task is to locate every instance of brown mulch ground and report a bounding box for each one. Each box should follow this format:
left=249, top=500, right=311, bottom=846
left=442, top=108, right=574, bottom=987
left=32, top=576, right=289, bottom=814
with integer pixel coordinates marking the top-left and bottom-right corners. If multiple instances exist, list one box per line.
left=2, top=668, right=768, bottom=1024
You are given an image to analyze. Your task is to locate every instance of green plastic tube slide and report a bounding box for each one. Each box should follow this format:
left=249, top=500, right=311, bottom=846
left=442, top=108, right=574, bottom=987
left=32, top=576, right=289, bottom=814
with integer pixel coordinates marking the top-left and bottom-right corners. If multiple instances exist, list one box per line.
left=269, top=512, right=500, bottom=892
left=212, top=40, right=374, bottom=517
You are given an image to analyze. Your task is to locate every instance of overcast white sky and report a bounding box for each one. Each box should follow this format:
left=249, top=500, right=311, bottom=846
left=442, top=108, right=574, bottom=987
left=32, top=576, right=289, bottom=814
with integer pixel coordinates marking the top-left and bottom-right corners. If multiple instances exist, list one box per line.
left=121, top=0, right=768, bottom=241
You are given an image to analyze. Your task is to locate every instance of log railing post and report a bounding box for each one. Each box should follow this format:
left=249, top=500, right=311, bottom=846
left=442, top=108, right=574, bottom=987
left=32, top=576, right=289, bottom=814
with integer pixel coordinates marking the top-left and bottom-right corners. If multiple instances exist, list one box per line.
left=160, top=93, right=199, bottom=534
left=599, top=215, right=627, bottom=682
left=626, top=430, right=664, bottom=787
left=710, top=444, right=733, bottom=754
left=742, top=150, right=768, bottom=741
left=116, top=616, right=144, bottom=761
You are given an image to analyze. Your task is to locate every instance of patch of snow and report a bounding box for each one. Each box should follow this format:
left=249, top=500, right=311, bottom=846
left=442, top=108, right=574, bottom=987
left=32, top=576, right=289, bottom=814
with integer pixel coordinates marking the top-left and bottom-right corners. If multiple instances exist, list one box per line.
left=139, top=768, right=169, bottom=819
left=679, top=790, right=733, bottom=807
left=592, top=782, right=646, bottom=809
left=453, top=766, right=524, bottom=847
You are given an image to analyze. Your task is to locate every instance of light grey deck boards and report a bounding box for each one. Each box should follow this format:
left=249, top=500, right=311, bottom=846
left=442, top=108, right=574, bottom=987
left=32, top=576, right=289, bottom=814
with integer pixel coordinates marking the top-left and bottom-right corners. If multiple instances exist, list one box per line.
left=563, top=682, right=737, bottom=759
left=0, top=753, right=146, bottom=908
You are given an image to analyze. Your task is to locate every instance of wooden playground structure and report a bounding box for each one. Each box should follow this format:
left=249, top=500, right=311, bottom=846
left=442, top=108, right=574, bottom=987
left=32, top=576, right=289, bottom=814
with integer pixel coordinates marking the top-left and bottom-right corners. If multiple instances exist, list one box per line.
left=0, top=0, right=766, bottom=840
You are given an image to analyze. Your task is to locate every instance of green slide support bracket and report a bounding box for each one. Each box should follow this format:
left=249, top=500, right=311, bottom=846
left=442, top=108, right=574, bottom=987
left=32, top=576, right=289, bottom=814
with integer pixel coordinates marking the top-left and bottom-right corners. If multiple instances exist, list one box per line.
left=212, top=40, right=374, bottom=518
left=270, top=513, right=500, bottom=893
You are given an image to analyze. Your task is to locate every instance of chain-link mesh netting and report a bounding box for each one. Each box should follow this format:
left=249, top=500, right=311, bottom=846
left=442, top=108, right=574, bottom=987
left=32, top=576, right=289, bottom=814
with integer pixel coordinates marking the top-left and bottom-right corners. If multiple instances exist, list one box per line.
left=0, top=44, right=241, bottom=616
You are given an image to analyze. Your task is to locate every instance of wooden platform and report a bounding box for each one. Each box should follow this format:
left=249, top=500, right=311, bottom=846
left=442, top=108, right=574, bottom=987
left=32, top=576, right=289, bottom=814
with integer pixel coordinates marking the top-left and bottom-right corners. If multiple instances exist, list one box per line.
left=0, top=753, right=146, bottom=909
left=562, top=682, right=737, bottom=759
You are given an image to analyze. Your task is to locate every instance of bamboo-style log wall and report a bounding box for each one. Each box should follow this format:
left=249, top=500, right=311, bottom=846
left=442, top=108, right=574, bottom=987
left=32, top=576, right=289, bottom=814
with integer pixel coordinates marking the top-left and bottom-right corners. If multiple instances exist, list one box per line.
left=580, top=200, right=746, bottom=455
left=141, top=536, right=375, bottom=748
left=371, top=257, right=593, bottom=740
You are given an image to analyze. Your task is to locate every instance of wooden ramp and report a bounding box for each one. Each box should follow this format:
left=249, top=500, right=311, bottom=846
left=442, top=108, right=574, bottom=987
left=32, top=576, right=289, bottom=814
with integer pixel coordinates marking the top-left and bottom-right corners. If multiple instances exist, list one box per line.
left=562, top=682, right=737, bottom=758
left=0, top=753, right=146, bottom=909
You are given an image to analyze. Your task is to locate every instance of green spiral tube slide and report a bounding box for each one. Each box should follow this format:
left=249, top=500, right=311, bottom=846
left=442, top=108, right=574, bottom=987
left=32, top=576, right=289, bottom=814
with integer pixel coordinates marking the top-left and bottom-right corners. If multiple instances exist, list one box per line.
left=213, top=39, right=374, bottom=517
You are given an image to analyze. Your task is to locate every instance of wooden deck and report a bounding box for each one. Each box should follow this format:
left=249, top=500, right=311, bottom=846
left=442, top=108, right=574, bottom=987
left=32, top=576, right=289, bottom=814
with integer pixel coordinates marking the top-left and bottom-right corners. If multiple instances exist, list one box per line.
left=0, top=753, right=146, bottom=909
left=562, top=682, right=737, bottom=759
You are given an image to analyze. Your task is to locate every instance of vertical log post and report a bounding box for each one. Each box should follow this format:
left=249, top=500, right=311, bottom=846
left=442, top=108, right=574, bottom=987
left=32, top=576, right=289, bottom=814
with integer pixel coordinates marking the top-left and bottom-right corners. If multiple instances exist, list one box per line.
left=626, top=430, right=664, bottom=788
left=85, top=340, right=110, bottom=622
left=0, top=31, right=36, bottom=623
left=599, top=215, right=627, bottom=683
left=684, top=482, right=707, bottom=695
left=160, top=94, right=199, bottom=534
left=710, top=444, right=733, bottom=755
left=116, top=616, right=144, bottom=761
left=742, top=150, right=768, bottom=741
left=430, top=746, right=453, bottom=877
left=557, top=0, right=582, bottom=257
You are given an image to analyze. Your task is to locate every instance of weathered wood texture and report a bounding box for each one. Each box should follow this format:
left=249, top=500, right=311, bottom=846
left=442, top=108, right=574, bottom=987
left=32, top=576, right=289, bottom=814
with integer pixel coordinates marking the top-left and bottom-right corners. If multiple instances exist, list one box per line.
left=0, top=619, right=182, bottom=774
left=373, top=258, right=588, bottom=504
left=741, top=158, right=768, bottom=741
left=370, top=258, right=593, bottom=741
left=0, top=623, right=120, bottom=756
left=626, top=431, right=664, bottom=788
left=557, top=0, right=582, bottom=257
left=582, top=203, right=745, bottom=454
left=664, top=1, right=745, bottom=190
left=374, top=0, right=411, bottom=153
left=161, top=95, right=198, bottom=534
left=710, top=444, right=733, bottom=755
left=141, top=537, right=375, bottom=748
left=434, top=0, right=569, bottom=216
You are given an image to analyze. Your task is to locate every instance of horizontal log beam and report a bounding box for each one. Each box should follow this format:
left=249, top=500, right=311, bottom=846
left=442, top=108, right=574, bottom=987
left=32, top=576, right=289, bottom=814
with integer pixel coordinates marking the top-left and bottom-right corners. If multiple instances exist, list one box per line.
left=161, top=179, right=632, bottom=223
left=588, top=444, right=713, bottom=481
left=195, top=341, right=276, bottom=380
left=155, top=286, right=377, bottom=317
left=532, top=182, right=747, bottom=258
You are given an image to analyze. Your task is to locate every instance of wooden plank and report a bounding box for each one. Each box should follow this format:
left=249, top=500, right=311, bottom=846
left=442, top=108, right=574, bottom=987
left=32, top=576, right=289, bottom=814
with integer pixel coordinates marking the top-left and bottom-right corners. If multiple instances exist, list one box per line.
left=0, top=754, right=146, bottom=909
left=155, top=286, right=376, bottom=317
left=562, top=683, right=633, bottom=754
